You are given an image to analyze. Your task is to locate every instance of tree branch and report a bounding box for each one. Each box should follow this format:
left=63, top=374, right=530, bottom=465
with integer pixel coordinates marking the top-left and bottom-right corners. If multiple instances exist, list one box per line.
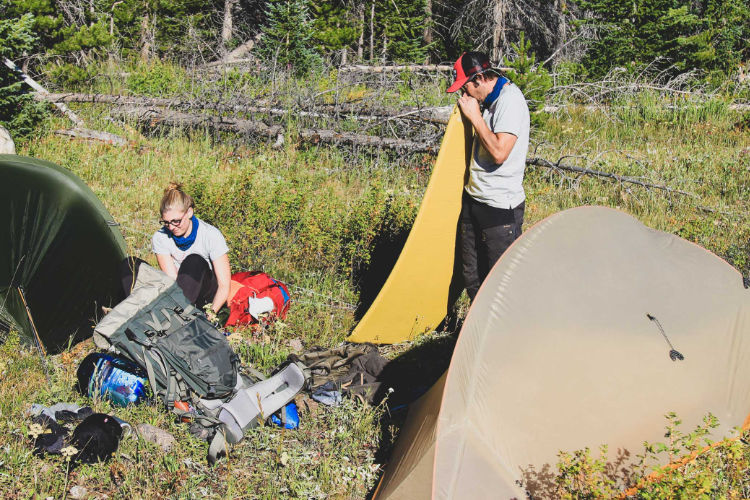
left=526, top=157, right=697, bottom=197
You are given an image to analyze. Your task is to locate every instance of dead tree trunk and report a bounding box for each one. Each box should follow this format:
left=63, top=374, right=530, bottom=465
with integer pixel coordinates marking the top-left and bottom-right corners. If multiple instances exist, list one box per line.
left=423, top=0, right=432, bottom=64
left=140, top=13, right=152, bottom=62
left=492, top=0, right=507, bottom=61
left=369, top=1, right=375, bottom=62
left=357, top=2, right=365, bottom=61
left=222, top=0, right=236, bottom=51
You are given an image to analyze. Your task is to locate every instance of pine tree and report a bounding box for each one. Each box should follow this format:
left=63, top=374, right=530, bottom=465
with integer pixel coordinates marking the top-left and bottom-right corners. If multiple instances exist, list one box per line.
left=310, top=0, right=359, bottom=62
left=256, top=0, right=321, bottom=75
left=577, top=0, right=750, bottom=78
left=374, top=0, right=429, bottom=63
left=503, top=32, right=552, bottom=126
left=0, top=12, right=49, bottom=136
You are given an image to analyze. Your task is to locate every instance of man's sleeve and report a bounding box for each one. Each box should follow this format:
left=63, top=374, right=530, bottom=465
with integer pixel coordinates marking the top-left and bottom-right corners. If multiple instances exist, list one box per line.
left=491, top=90, right=526, bottom=137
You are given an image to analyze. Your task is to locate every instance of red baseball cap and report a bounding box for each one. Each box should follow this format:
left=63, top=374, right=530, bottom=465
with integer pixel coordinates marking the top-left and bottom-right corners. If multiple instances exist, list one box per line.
left=447, top=52, right=493, bottom=93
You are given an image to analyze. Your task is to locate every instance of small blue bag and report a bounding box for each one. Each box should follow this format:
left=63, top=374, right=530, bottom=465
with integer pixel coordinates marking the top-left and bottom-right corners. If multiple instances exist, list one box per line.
left=77, top=353, right=149, bottom=407
left=270, top=402, right=299, bottom=429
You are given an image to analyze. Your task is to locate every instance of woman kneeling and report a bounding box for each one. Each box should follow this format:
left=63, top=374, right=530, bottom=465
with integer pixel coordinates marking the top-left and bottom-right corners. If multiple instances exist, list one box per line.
left=119, top=182, right=231, bottom=315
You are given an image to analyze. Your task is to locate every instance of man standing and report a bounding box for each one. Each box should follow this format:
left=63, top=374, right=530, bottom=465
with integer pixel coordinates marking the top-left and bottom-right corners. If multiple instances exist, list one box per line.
left=447, top=51, right=530, bottom=300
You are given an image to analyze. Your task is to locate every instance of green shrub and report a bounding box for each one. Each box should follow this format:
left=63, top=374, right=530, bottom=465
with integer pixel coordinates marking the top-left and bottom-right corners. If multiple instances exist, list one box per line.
left=539, top=413, right=750, bottom=498
left=126, top=60, right=189, bottom=96
left=188, top=157, right=417, bottom=283
left=0, top=13, right=50, bottom=137
left=503, top=32, right=552, bottom=126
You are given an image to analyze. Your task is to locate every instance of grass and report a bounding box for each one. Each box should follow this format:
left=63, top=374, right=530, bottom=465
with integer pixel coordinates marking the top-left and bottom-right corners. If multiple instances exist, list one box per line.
left=2, top=67, right=749, bottom=498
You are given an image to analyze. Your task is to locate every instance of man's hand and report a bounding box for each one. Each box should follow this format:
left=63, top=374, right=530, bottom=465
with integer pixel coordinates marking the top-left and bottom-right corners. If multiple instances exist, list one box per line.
left=457, top=95, right=482, bottom=122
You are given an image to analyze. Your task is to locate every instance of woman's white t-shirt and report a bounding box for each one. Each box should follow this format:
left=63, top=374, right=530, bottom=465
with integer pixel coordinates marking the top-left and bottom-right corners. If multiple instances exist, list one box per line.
left=152, top=217, right=229, bottom=270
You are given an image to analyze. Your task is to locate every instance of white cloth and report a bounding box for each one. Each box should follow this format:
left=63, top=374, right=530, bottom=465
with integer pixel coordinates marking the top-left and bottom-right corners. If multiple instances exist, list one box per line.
left=152, top=217, right=229, bottom=270
left=464, top=83, right=530, bottom=209
left=248, top=296, right=275, bottom=319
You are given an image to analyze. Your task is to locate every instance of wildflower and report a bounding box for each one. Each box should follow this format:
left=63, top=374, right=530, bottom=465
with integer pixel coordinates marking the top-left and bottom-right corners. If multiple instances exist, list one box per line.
left=28, top=423, right=46, bottom=439
left=61, top=445, right=78, bottom=458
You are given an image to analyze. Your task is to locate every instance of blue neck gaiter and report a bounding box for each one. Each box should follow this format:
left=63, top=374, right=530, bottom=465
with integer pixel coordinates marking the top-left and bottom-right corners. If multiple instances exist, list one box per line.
left=168, top=215, right=199, bottom=251
left=482, top=76, right=509, bottom=111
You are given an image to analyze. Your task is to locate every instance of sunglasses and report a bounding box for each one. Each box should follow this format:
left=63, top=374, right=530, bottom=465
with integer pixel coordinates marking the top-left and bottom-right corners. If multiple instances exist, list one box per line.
left=159, top=212, right=187, bottom=227
left=460, top=75, right=478, bottom=95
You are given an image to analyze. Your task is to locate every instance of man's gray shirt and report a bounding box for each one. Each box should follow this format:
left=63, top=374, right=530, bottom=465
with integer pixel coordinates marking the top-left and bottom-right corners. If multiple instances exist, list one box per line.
left=465, top=83, right=530, bottom=209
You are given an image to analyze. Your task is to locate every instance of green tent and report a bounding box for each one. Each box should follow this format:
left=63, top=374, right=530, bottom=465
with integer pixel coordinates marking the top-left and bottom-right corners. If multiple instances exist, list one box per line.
left=0, top=154, right=126, bottom=354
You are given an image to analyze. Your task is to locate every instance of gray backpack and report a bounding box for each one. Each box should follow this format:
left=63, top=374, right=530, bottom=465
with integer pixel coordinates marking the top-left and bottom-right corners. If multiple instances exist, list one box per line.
left=94, top=264, right=305, bottom=463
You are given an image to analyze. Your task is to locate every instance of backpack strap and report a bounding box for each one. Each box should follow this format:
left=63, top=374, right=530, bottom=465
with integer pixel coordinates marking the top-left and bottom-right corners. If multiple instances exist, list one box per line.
left=165, top=367, right=179, bottom=408
left=144, top=310, right=166, bottom=332
left=208, top=427, right=228, bottom=465
left=163, top=307, right=186, bottom=326
left=241, top=365, right=267, bottom=383
left=141, top=346, right=159, bottom=399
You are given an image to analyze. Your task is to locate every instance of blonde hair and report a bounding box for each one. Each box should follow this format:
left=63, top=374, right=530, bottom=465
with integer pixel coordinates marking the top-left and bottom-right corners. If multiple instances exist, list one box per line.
left=160, top=182, right=195, bottom=215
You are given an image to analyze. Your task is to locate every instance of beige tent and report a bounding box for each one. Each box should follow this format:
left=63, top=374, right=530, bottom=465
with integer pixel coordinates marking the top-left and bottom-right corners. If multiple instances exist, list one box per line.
left=376, top=206, right=750, bottom=499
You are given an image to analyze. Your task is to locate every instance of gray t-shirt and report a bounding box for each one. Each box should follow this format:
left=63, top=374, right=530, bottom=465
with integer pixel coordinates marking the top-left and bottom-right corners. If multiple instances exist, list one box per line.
left=465, top=83, right=530, bottom=209
left=152, top=217, right=229, bottom=270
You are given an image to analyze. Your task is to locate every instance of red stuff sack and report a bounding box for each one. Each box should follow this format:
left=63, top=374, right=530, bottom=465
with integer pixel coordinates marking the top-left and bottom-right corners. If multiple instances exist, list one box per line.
left=225, top=271, right=291, bottom=327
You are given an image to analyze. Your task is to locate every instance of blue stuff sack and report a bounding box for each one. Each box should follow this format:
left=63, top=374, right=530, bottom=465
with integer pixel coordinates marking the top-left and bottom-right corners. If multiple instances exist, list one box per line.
left=270, top=402, right=299, bottom=429
left=77, top=352, right=148, bottom=407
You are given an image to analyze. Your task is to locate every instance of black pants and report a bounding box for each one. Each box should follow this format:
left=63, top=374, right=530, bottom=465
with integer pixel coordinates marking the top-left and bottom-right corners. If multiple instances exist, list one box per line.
left=119, top=255, right=218, bottom=308
left=460, top=192, right=524, bottom=301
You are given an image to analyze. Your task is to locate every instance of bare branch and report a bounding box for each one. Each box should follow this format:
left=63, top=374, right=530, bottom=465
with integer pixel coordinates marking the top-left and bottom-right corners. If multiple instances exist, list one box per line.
left=526, top=157, right=697, bottom=198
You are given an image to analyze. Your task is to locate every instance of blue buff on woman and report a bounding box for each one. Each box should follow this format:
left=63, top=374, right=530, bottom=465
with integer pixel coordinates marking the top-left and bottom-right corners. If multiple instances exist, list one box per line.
left=119, top=183, right=231, bottom=321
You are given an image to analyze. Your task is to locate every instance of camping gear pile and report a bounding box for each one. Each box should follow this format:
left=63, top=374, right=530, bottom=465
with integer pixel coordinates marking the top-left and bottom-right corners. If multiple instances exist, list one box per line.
left=70, top=263, right=390, bottom=463
left=89, top=262, right=305, bottom=463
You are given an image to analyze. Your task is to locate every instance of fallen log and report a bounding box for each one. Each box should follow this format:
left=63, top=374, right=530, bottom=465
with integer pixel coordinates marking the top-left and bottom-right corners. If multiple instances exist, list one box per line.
left=338, top=64, right=512, bottom=73
left=339, top=64, right=453, bottom=73
left=108, top=106, right=438, bottom=153
left=54, top=127, right=129, bottom=146
left=543, top=103, right=750, bottom=112
left=4, top=58, right=127, bottom=146
left=36, top=92, right=452, bottom=124
left=37, top=92, right=179, bottom=108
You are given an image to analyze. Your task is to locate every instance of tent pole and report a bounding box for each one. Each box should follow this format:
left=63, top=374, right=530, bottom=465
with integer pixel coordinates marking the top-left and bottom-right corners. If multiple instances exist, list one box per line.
left=17, top=287, right=50, bottom=380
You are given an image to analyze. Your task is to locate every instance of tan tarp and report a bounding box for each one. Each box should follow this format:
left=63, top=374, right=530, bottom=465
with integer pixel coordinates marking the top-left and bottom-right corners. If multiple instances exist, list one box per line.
left=376, top=206, right=750, bottom=499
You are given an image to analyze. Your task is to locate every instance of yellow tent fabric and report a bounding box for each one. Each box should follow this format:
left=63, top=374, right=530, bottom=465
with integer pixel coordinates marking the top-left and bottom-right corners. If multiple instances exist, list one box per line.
left=376, top=206, right=750, bottom=499
left=348, top=106, right=471, bottom=343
